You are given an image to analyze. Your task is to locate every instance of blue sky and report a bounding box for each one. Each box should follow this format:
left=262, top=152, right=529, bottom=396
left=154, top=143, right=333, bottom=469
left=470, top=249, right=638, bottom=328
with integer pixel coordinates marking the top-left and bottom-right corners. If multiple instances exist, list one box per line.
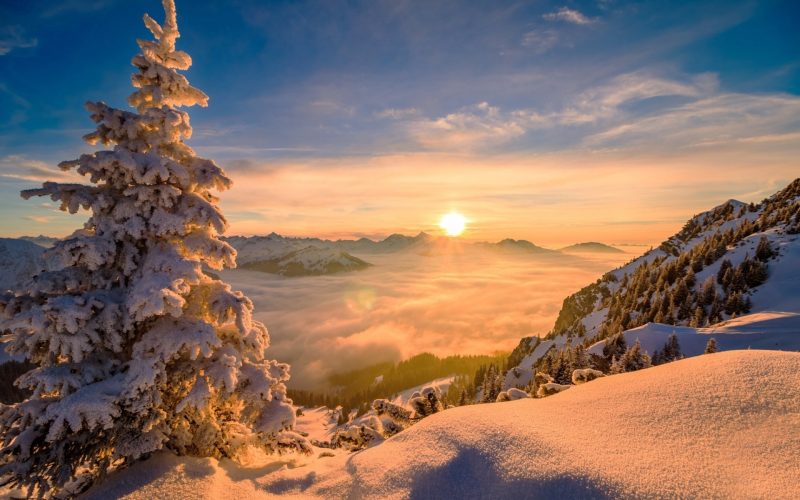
left=1, top=0, right=799, bottom=243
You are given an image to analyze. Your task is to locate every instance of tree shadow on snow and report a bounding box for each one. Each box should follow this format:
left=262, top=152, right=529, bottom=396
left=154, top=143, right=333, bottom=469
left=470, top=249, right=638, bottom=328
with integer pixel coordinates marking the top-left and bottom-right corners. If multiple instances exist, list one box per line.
left=407, top=447, right=615, bottom=500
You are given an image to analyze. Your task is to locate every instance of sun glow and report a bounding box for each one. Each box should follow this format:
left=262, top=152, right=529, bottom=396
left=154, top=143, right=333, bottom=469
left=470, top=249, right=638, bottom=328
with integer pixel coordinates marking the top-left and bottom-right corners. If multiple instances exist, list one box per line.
left=439, top=212, right=467, bottom=237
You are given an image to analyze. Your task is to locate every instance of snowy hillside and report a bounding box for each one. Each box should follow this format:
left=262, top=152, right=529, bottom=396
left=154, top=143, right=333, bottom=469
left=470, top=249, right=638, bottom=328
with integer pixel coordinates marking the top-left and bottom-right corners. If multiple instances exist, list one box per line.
left=18, top=235, right=60, bottom=248
left=553, top=179, right=799, bottom=340
left=0, top=238, right=48, bottom=291
left=84, top=350, right=800, bottom=499
left=505, top=178, right=799, bottom=387
left=240, top=246, right=371, bottom=277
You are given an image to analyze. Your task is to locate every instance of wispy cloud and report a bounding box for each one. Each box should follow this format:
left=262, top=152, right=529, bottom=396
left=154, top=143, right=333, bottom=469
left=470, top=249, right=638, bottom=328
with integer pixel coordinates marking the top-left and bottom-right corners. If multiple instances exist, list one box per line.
left=520, top=29, right=559, bottom=54
left=0, top=26, right=37, bottom=56
left=24, top=215, right=52, bottom=224
left=40, top=0, right=116, bottom=18
left=0, top=155, right=77, bottom=182
left=308, top=99, right=355, bottom=117
left=391, top=71, right=799, bottom=155
left=585, top=92, right=800, bottom=150
left=376, top=108, right=421, bottom=120
left=571, top=71, right=718, bottom=121
left=406, top=102, right=532, bottom=150
left=543, top=7, right=597, bottom=25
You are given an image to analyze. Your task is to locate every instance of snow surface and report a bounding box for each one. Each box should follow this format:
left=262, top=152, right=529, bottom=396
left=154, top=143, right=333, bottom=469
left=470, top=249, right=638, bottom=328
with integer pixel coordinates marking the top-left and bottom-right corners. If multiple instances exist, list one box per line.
left=294, top=407, right=340, bottom=443
left=0, top=238, right=48, bottom=291
left=588, top=311, right=800, bottom=358
left=750, top=232, right=800, bottom=311
left=85, top=350, right=800, bottom=499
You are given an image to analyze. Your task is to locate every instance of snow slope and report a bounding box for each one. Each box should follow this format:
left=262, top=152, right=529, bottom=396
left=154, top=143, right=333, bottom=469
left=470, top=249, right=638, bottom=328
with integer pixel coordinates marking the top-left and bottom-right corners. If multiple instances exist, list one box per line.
left=294, top=407, right=341, bottom=442
left=0, top=238, right=47, bottom=291
left=389, top=375, right=457, bottom=406
left=84, top=350, right=800, bottom=499
left=18, top=235, right=60, bottom=248
left=503, top=336, right=567, bottom=389
left=588, top=311, right=800, bottom=358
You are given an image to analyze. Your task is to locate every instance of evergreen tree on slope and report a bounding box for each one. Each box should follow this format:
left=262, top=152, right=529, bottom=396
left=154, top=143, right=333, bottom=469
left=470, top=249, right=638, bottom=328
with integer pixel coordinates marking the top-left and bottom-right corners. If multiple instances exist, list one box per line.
left=0, top=1, right=309, bottom=495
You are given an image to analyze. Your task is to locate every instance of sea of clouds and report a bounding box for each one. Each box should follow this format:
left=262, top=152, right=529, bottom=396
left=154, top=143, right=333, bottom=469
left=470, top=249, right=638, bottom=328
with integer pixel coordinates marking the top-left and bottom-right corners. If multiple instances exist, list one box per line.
left=221, top=249, right=629, bottom=389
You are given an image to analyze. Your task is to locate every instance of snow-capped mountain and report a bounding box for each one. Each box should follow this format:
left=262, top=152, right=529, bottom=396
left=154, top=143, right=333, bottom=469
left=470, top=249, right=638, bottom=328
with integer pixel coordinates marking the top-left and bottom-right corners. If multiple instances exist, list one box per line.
left=240, top=246, right=371, bottom=277
left=224, top=233, right=328, bottom=264
left=0, top=238, right=48, bottom=291
left=226, top=232, right=438, bottom=262
left=227, top=231, right=592, bottom=261
left=339, top=232, right=436, bottom=254
left=224, top=233, right=371, bottom=276
left=505, top=178, right=800, bottom=384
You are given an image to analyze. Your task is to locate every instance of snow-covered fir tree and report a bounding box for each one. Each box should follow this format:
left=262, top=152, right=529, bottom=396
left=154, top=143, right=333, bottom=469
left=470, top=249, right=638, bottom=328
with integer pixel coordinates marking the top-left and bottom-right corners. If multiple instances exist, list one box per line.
left=331, top=416, right=384, bottom=451
left=0, top=1, right=308, bottom=495
left=408, top=387, right=444, bottom=417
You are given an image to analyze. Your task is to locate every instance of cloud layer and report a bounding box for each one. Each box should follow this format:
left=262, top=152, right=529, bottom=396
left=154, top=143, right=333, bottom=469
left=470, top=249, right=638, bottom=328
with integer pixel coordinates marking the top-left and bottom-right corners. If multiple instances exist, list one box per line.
left=221, top=249, right=630, bottom=388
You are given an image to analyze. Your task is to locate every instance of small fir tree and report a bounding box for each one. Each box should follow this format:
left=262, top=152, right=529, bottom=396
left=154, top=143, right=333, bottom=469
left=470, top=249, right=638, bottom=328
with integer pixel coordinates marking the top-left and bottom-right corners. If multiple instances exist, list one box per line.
left=755, top=236, right=775, bottom=261
left=704, top=338, right=718, bottom=354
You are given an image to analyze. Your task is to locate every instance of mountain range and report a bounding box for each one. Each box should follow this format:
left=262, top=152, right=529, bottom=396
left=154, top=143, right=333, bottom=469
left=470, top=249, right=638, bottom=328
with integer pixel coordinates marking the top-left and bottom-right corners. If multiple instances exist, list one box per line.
left=224, top=233, right=622, bottom=276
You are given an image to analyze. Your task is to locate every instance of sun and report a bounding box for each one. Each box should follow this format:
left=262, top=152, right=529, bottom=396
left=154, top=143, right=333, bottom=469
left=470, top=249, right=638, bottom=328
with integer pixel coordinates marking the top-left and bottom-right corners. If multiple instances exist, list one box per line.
left=439, top=212, right=467, bottom=237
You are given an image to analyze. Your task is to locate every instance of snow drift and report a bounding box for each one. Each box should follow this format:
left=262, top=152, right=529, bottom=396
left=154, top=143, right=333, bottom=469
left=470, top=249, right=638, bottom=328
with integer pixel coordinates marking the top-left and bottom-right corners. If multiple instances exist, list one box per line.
left=85, top=350, right=800, bottom=499
left=587, top=310, right=800, bottom=358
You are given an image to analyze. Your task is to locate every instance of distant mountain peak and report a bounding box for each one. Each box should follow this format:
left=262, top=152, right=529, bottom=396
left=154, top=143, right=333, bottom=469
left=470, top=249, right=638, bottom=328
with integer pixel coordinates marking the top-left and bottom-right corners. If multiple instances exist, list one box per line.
left=560, top=242, right=624, bottom=254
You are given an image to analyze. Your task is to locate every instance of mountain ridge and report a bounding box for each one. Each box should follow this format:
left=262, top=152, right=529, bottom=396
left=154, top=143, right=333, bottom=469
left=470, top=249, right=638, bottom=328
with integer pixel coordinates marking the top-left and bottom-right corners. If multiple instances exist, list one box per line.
left=505, top=177, right=800, bottom=384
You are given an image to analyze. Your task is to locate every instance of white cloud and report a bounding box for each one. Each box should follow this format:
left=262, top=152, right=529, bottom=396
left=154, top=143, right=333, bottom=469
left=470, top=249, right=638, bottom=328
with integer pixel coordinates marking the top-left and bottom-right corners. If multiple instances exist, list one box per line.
left=543, top=7, right=596, bottom=25
left=0, top=26, right=37, bottom=56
